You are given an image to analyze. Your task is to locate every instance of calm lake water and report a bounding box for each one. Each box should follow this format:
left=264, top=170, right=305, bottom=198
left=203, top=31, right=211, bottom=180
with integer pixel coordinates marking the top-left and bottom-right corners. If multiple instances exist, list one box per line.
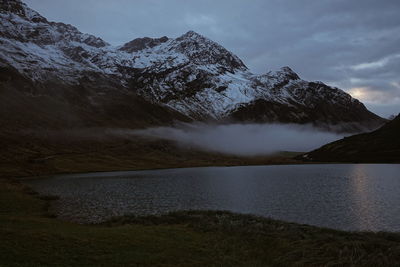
left=26, top=164, right=400, bottom=232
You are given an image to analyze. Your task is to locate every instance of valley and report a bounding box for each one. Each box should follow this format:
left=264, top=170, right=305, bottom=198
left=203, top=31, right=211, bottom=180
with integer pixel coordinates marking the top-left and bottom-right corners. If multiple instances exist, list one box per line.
left=1, top=1, right=399, bottom=266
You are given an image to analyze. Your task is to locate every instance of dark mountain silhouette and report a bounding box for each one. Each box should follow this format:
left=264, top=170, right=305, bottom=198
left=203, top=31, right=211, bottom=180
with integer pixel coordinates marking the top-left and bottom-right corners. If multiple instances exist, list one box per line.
left=302, top=114, right=400, bottom=163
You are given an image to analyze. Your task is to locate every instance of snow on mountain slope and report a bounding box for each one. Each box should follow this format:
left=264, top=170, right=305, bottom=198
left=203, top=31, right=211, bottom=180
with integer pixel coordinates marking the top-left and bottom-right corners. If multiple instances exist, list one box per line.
left=0, top=0, right=385, bottom=131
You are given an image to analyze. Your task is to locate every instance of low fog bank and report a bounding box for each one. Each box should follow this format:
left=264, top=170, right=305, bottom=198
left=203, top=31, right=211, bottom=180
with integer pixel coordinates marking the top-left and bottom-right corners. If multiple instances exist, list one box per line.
left=132, top=123, right=345, bottom=156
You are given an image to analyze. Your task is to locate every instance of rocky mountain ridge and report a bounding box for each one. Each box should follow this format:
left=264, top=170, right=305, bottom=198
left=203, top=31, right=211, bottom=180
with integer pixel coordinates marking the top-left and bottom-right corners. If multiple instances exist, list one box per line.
left=0, top=0, right=385, bottom=131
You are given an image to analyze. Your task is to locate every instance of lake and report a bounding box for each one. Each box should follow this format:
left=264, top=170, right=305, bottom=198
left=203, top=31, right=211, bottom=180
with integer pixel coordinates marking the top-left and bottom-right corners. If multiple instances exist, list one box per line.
left=25, top=164, right=400, bottom=232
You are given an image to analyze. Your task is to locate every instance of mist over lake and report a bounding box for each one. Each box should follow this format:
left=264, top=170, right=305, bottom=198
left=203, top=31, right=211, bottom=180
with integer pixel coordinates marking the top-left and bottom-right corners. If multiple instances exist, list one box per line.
left=133, top=123, right=344, bottom=155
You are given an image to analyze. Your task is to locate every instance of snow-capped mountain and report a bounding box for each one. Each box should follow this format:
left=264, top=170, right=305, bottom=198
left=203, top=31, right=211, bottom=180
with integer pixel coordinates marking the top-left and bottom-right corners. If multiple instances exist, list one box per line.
left=0, top=0, right=385, bottom=131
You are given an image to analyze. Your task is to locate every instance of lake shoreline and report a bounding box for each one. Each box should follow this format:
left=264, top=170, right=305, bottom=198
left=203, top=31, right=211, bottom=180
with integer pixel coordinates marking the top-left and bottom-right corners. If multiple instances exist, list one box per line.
left=15, top=175, right=400, bottom=235
left=4, top=158, right=305, bottom=180
left=23, top=164, right=400, bottom=231
left=3, top=162, right=400, bottom=266
left=13, top=160, right=399, bottom=181
left=2, top=178, right=400, bottom=266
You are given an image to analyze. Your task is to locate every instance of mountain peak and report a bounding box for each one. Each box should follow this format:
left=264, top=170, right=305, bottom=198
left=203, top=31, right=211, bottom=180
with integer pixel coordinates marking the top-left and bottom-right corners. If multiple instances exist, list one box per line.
left=0, top=0, right=47, bottom=23
left=280, top=66, right=294, bottom=72
left=179, top=30, right=203, bottom=39
left=120, top=36, right=169, bottom=53
left=176, top=30, right=208, bottom=43
left=0, top=0, right=108, bottom=47
left=277, top=66, right=300, bottom=80
left=173, top=31, right=247, bottom=71
left=0, top=1, right=385, bottom=133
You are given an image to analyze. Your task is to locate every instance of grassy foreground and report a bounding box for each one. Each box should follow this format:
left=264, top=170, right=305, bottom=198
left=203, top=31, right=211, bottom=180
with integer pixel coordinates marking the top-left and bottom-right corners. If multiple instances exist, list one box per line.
left=1, top=179, right=400, bottom=266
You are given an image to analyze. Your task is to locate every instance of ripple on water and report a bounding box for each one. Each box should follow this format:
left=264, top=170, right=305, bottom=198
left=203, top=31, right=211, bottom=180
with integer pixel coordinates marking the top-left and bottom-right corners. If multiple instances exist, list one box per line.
left=25, top=164, right=400, bottom=231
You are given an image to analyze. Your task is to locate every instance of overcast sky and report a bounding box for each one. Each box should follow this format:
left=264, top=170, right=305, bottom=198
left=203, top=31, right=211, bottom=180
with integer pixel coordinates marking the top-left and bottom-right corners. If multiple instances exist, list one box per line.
left=25, top=0, right=400, bottom=117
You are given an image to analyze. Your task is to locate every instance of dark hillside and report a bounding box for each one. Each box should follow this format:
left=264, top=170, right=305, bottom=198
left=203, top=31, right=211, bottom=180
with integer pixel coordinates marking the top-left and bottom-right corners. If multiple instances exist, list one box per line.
left=302, top=115, right=400, bottom=163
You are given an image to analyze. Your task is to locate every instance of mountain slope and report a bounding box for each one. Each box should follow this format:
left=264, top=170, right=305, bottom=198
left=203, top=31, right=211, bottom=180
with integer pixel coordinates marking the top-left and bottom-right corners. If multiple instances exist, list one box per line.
left=0, top=0, right=385, bottom=132
left=0, top=66, right=190, bottom=132
left=302, top=115, right=400, bottom=162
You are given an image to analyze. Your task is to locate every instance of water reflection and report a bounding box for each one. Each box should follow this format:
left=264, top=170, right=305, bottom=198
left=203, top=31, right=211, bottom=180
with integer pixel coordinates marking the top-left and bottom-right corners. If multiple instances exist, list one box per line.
left=349, top=164, right=377, bottom=230
left=25, top=164, right=400, bottom=232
